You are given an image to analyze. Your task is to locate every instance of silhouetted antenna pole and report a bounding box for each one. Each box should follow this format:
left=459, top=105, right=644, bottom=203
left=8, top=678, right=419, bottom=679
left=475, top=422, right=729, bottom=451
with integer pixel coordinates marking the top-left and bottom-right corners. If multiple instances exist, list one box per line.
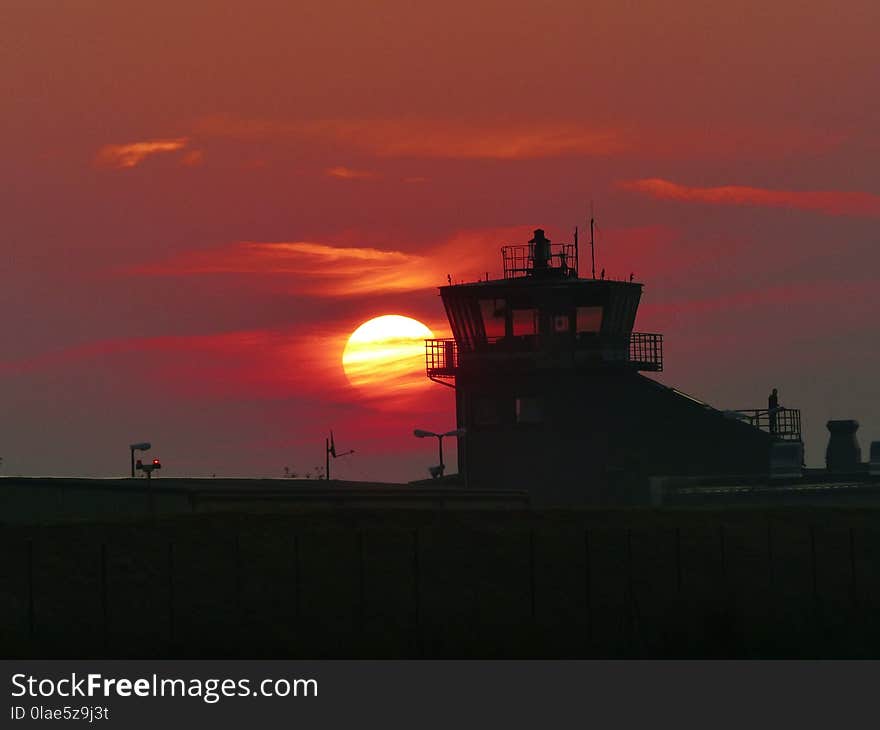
left=573, top=226, right=579, bottom=277
left=590, top=216, right=596, bottom=280
left=325, top=429, right=354, bottom=481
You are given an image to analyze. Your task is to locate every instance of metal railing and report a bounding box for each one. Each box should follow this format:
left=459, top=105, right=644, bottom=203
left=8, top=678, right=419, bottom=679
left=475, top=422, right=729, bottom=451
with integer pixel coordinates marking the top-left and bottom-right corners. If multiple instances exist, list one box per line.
left=628, top=332, right=663, bottom=372
left=726, top=408, right=802, bottom=442
left=425, top=338, right=458, bottom=385
left=425, top=332, right=663, bottom=382
left=501, top=243, right=578, bottom=279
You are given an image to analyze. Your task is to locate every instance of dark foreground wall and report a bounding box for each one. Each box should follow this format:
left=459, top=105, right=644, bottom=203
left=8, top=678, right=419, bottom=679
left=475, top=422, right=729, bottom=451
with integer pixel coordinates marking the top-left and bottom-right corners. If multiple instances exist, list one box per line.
left=459, top=372, right=774, bottom=505
left=0, top=477, right=527, bottom=525
left=2, top=508, right=880, bottom=659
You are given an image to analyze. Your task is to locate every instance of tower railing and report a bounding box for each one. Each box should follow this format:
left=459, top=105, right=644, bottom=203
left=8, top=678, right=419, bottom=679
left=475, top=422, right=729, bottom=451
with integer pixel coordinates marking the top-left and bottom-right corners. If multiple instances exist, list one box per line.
left=577, top=332, right=662, bottom=371
left=726, top=408, right=802, bottom=442
left=628, top=332, right=664, bottom=371
left=425, top=338, right=458, bottom=385
left=501, top=243, right=578, bottom=279
left=425, top=331, right=663, bottom=382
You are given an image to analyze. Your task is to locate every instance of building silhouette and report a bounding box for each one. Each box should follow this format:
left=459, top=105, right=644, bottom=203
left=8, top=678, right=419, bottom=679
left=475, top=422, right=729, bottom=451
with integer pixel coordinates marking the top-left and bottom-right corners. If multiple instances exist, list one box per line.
left=425, top=228, right=803, bottom=505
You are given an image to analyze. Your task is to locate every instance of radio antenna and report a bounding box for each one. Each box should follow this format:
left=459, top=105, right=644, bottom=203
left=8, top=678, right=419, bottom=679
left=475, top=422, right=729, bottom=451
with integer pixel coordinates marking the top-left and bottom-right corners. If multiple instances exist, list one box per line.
left=589, top=201, right=597, bottom=280
left=325, top=430, right=354, bottom=481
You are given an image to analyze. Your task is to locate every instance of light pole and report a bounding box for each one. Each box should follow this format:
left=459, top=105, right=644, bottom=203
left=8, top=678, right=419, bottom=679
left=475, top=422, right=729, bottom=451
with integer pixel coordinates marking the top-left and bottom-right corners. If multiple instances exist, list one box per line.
left=413, top=428, right=465, bottom=478
left=129, top=442, right=151, bottom=478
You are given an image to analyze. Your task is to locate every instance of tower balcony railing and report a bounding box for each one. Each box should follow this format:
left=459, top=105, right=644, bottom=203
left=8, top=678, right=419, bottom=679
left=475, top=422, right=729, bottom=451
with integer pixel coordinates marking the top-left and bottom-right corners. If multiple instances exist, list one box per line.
left=425, top=338, right=459, bottom=385
left=425, top=332, right=663, bottom=383
left=610, top=332, right=663, bottom=372
left=501, top=243, right=578, bottom=279
left=634, top=332, right=663, bottom=370
left=723, top=407, right=802, bottom=442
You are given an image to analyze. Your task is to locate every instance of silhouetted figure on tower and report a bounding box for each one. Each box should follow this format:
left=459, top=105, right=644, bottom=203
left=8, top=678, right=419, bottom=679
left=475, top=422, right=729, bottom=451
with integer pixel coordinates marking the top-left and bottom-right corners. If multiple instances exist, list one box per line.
left=768, top=388, right=779, bottom=434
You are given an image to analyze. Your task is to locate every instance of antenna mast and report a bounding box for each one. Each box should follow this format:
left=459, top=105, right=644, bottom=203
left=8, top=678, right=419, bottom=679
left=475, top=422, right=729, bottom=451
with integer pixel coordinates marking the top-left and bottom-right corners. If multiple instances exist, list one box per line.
left=573, top=226, right=579, bottom=277
left=325, top=429, right=354, bottom=481
left=590, top=214, right=596, bottom=280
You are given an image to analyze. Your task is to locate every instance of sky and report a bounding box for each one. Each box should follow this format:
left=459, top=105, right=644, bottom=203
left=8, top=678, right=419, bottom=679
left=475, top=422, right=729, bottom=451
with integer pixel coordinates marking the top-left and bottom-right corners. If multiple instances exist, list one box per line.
left=1, top=0, right=878, bottom=480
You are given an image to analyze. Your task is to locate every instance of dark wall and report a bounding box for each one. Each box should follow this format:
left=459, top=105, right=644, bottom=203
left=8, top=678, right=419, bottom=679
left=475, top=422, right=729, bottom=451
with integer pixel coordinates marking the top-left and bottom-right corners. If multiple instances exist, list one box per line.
left=457, top=372, right=773, bottom=505
left=4, top=508, right=880, bottom=659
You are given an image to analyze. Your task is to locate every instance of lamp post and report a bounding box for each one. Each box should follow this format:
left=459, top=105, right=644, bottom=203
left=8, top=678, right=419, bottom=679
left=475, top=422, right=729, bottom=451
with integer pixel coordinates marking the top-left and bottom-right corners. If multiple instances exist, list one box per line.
left=413, top=428, right=465, bottom=478
left=129, top=442, right=151, bottom=478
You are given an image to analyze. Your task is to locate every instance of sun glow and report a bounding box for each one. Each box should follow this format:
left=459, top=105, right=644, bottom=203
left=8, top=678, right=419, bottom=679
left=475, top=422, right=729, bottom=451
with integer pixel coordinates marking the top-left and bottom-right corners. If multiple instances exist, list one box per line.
left=342, top=315, right=434, bottom=393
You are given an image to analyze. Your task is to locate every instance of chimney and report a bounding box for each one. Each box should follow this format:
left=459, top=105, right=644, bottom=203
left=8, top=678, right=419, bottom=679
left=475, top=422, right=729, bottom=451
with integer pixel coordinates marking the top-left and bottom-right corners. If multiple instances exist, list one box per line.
left=529, top=229, right=551, bottom=270
left=826, top=419, right=861, bottom=472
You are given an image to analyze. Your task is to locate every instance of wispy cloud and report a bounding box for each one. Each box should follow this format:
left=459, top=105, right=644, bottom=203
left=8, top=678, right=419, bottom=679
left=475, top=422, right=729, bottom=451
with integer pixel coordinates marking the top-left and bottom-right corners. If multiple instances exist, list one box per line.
left=326, top=165, right=376, bottom=180
left=0, top=328, right=335, bottom=397
left=94, top=138, right=190, bottom=169
left=122, top=226, right=535, bottom=296
left=617, top=178, right=880, bottom=218
left=0, top=320, right=451, bottom=415
left=126, top=241, right=432, bottom=296
left=194, top=115, right=846, bottom=162
left=195, top=115, right=626, bottom=160
left=179, top=149, right=205, bottom=167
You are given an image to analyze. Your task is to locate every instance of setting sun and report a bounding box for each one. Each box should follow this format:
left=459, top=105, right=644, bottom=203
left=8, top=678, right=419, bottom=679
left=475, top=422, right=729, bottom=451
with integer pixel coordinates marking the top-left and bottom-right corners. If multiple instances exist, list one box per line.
left=342, top=315, right=434, bottom=393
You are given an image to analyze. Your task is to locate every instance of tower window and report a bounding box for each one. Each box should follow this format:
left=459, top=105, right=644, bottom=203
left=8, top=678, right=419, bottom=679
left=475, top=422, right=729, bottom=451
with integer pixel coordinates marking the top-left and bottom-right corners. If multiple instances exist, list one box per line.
left=576, top=306, right=603, bottom=333
left=479, top=299, right=507, bottom=339
left=512, top=308, right=538, bottom=336
left=515, top=396, right=544, bottom=424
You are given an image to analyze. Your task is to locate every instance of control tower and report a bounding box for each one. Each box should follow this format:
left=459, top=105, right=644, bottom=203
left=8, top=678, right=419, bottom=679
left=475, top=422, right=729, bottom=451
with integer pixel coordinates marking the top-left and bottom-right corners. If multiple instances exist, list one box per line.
left=425, top=228, right=802, bottom=505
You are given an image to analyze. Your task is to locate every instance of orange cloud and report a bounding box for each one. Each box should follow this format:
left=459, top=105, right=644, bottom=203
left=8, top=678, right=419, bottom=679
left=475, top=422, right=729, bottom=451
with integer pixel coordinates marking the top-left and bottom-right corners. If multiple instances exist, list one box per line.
left=123, top=226, right=535, bottom=296
left=0, top=319, right=451, bottom=413
left=94, top=138, right=190, bottom=169
left=194, top=115, right=845, bottom=162
left=179, top=149, right=205, bottom=167
left=127, top=241, right=431, bottom=296
left=617, top=178, right=880, bottom=218
left=195, top=115, right=626, bottom=159
left=326, top=165, right=376, bottom=180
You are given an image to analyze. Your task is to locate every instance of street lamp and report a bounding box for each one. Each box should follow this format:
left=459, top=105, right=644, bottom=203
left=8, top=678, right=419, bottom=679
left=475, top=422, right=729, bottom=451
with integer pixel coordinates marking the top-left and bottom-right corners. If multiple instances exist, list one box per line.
left=413, top=428, right=465, bottom=478
left=129, top=442, right=151, bottom=478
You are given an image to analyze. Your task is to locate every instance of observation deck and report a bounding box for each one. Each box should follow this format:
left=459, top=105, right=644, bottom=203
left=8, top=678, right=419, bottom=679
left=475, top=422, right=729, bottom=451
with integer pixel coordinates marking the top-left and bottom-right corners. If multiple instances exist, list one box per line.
left=723, top=407, right=803, bottom=442
left=426, top=331, right=663, bottom=385
left=501, top=241, right=578, bottom=279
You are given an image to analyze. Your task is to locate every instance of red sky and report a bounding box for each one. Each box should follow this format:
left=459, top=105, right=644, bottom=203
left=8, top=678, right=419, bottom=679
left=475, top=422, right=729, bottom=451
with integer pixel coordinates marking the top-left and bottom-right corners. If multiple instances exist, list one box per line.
left=2, top=0, right=879, bottom=479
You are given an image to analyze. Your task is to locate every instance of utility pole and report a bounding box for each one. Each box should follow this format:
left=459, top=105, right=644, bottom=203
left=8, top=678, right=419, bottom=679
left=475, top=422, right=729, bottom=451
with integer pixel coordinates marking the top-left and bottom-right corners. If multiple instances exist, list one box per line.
left=590, top=216, right=596, bottom=280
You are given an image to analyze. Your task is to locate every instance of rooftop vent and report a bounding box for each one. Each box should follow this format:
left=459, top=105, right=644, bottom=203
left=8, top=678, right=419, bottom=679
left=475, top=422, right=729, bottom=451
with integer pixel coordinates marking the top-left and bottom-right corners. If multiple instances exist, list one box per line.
left=826, top=419, right=861, bottom=472
left=529, top=229, right=551, bottom=270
